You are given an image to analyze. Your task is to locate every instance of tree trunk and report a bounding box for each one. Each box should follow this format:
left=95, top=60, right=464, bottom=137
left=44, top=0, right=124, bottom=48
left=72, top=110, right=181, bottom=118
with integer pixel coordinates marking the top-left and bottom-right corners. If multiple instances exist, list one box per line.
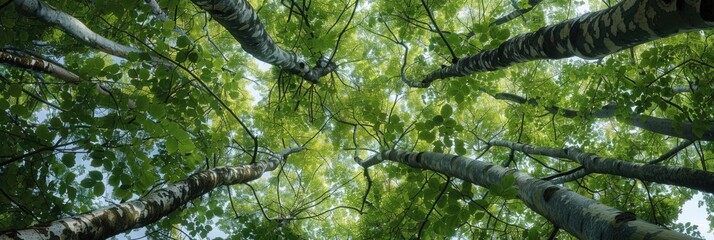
left=408, top=0, right=714, bottom=87
left=13, top=0, right=140, bottom=58
left=362, top=150, right=695, bottom=239
left=0, top=50, right=81, bottom=83
left=489, top=140, right=714, bottom=193
left=13, top=0, right=184, bottom=73
left=0, top=147, right=304, bottom=240
left=190, top=0, right=337, bottom=83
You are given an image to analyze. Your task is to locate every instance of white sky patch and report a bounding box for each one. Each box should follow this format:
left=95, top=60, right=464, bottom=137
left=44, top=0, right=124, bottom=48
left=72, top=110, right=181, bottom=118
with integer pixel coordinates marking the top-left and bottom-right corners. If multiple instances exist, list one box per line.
left=677, top=193, right=713, bottom=239
left=574, top=2, right=592, bottom=15
left=255, top=59, right=272, bottom=72
left=245, top=80, right=261, bottom=106
left=241, top=59, right=273, bottom=106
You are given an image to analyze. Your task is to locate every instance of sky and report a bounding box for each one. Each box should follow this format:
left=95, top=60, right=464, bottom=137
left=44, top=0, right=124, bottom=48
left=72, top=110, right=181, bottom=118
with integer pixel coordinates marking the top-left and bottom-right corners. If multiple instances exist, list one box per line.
left=677, top=193, right=713, bottom=239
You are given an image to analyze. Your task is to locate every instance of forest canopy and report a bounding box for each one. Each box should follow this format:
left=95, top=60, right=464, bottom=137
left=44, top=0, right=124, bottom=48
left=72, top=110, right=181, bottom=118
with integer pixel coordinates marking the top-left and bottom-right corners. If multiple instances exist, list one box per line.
left=1, top=0, right=713, bottom=239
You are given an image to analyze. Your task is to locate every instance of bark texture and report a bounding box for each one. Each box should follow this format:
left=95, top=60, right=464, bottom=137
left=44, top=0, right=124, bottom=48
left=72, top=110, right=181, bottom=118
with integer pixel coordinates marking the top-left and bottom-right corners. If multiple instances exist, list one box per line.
left=190, top=0, right=337, bottom=83
left=0, top=147, right=304, bottom=240
left=407, top=0, right=714, bottom=87
left=364, top=150, right=695, bottom=239
left=490, top=140, right=714, bottom=193
left=13, top=0, right=140, bottom=57
left=0, top=50, right=81, bottom=83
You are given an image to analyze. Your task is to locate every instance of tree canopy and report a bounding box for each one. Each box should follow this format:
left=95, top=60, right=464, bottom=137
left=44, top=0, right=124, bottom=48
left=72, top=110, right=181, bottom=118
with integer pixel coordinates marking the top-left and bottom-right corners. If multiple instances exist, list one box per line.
left=1, top=0, right=713, bottom=239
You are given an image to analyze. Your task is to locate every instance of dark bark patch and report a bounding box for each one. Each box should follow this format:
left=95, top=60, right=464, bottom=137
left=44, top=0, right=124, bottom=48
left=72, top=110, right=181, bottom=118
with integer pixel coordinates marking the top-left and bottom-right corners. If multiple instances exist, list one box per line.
left=568, top=22, right=582, bottom=54
left=482, top=164, right=494, bottom=174
left=614, top=211, right=637, bottom=224
left=415, top=152, right=424, bottom=163
left=676, top=0, right=685, bottom=11
left=543, top=186, right=559, bottom=202
left=207, top=9, right=225, bottom=15
left=702, top=0, right=714, bottom=21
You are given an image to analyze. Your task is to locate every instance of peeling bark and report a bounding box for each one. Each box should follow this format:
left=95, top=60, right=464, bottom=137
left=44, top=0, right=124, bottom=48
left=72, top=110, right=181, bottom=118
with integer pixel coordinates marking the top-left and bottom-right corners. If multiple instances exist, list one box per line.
left=0, top=147, right=305, bottom=240
left=406, top=0, right=714, bottom=87
left=190, top=0, right=337, bottom=84
left=490, top=140, right=714, bottom=193
left=364, top=150, right=695, bottom=239
left=0, top=50, right=81, bottom=83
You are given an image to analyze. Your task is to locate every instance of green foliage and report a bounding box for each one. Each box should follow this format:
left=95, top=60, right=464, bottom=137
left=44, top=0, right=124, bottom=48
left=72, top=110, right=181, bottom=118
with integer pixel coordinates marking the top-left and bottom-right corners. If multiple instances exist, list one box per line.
left=0, top=0, right=712, bottom=239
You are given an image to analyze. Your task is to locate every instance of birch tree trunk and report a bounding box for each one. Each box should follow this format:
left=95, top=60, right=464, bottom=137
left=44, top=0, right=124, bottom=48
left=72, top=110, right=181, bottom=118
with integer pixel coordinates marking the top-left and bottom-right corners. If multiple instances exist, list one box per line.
left=13, top=0, right=140, bottom=58
left=360, top=150, right=695, bottom=239
left=0, top=50, right=81, bottom=83
left=190, top=0, right=337, bottom=84
left=0, top=147, right=305, bottom=240
left=406, top=0, right=714, bottom=87
left=489, top=140, right=714, bottom=193
left=13, top=0, right=179, bottom=72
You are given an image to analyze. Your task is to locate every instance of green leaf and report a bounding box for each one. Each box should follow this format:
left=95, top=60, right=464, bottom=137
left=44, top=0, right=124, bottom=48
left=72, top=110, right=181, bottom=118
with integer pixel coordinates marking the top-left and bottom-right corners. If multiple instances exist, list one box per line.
left=103, top=64, right=121, bottom=76
left=93, top=182, right=105, bottom=196
left=455, top=139, right=467, bottom=155
left=468, top=201, right=480, bottom=213
left=443, top=137, right=452, bottom=147
left=462, top=181, right=473, bottom=198
left=440, top=104, right=453, bottom=118
left=108, top=174, right=120, bottom=186
left=176, top=50, right=188, bottom=62
left=166, top=138, right=179, bottom=154
left=432, top=115, right=444, bottom=125
left=455, top=93, right=465, bottom=103
left=692, top=120, right=710, bottom=138
left=164, top=21, right=176, bottom=32
left=490, top=28, right=511, bottom=40
left=61, top=154, right=76, bottom=167
left=527, top=227, right=541, bottom=240
left=178, top=139, right=196, bottom=153
left=418, top=131, right=435, bottom=142
left=50, top=117, right=62, bottom=128
left=444, top=118, right=457, bottom=128
left=90, top=151, right=104, bottom=167
left=35, top=125, right=51, bottom=140
left=84, top=57, right=105, bottom=76
left=10, top=105, right=29, bottom=116
left=89, top=170, right=103, bottom=180
left=67, top=187, right=77, bottom=200
left=424, top=120, right=435, bottom=129
left=9, top=84, right=22, bottom=97
left=80, top=178, right=95, bottom=188
left=188, top=52, right=199, bottom=63
left=0, top=99, right=9, bottom=110
left=473, top=211, right=485, bottom=221
left=103, top=159, right=113, bottom=171
left=148, top=103, right=166, bottom=118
